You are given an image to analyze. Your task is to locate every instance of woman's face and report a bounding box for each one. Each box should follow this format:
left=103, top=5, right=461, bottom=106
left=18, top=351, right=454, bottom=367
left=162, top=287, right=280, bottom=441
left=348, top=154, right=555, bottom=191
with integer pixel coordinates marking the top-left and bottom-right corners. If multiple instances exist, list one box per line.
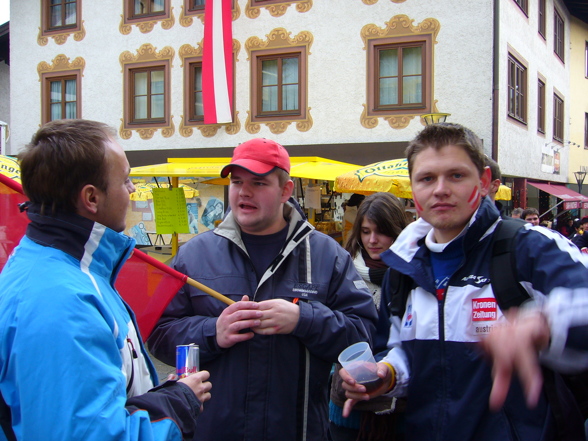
left=360, top=217, right=394, bottom=260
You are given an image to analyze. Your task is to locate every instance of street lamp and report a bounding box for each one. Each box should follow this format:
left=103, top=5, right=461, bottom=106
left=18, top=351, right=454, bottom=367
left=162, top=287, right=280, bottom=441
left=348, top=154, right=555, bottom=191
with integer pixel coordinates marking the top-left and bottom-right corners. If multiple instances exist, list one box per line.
left=575, top=170, right=586, bottom=195
left=422, top=113, right=451, bottom=125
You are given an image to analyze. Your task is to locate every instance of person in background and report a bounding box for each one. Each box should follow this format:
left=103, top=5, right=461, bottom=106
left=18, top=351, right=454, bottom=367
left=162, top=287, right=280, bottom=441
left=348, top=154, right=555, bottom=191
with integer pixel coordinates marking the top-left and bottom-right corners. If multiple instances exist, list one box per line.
left=511, top=207, right=523, bottom=218
left=329, top=192, right=407, bottom=441
left=571, top=216, right=588, bottom=251
left=522, top=207, right=540, bottom=226
left=148, top=138, right=377, bottom=441
left=484, top=156, right=505, bottom=218
left=340, top=123, right=588, bottom=441
left=343, top=193, right=365, bottom=245
left=0, top=119, right=211, bottom=441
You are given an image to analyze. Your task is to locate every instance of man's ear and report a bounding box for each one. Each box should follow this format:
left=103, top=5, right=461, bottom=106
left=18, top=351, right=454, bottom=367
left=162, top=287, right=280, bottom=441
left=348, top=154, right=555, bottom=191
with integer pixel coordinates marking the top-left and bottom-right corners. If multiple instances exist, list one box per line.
left=480, top=166, right=492, bottom=197
left=281, top=179, right=295, bottom=202
left=77, top=184, right=100, bottom=216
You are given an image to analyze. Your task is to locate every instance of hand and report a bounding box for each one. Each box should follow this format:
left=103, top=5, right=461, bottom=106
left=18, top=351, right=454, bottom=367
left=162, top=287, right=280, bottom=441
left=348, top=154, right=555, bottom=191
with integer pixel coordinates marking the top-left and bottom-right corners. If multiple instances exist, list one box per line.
left=216, top=295, right=262, bottom=348
left=479, top=309, right=550, bottom=411
left=178, top=370, right=212, bottom=407
left=340, top=362, right=392, bottom=417
left=251, top=299, right=300, bottom=335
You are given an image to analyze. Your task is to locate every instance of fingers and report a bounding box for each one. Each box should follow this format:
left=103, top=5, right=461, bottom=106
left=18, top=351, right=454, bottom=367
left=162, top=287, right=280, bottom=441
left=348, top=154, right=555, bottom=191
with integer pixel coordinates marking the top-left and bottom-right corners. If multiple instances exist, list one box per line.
left=216, top=296, right=262, bottom=348
left=251, top=299, right=300, bottom=335
left=342, top=398, right=359, bottom=418
left=178, top=370, right=212, bottom=403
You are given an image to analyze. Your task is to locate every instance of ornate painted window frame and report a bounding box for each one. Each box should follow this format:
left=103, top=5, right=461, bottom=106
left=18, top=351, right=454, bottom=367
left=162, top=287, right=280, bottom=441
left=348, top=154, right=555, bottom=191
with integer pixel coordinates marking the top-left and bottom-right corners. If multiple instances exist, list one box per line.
left=180, top=0, right=240, bottom=26
left=245, top=28, right=313, bottom=135
left=38, top=0, right=86, bottom=46
left=245, top=0, right=312, bottom=19
left=119, top=44, right=175, bottom=140
left=120, top=0, right=175, bottom=35
left=360, top=15, right=440, bottom=130
left=38, top=54, right=85, bottom=124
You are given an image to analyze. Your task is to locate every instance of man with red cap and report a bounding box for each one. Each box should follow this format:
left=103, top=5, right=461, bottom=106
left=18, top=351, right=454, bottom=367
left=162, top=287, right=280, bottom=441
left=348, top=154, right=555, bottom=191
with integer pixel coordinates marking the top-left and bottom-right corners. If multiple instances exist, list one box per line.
left=148, top=138, right=377, bottom=441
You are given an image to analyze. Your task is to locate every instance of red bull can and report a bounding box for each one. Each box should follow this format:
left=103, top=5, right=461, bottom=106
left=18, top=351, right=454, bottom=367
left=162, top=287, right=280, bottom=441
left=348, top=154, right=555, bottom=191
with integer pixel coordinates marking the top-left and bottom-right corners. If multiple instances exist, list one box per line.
left=176, top=344, right=199, bottom=378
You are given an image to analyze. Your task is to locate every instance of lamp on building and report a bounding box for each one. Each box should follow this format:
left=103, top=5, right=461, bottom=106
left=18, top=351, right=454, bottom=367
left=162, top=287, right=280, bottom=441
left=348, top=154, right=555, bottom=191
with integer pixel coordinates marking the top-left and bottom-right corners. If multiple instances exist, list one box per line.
left=422, top=113, right=451, bottom=125
left=575, top=170, right=587, bottom=195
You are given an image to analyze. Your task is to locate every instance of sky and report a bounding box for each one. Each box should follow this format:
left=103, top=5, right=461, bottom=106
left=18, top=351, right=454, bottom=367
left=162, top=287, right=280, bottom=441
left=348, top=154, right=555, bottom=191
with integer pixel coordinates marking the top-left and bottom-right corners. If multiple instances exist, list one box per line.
left=0, top=2, right=8, bottom=26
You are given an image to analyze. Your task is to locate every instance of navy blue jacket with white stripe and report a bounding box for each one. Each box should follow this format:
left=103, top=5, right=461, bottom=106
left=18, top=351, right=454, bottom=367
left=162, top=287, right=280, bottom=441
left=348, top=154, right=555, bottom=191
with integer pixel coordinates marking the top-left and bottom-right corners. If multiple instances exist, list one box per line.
left=380, top=196, right=588, bottom=441
left=148, top=201, right=378, bottom=441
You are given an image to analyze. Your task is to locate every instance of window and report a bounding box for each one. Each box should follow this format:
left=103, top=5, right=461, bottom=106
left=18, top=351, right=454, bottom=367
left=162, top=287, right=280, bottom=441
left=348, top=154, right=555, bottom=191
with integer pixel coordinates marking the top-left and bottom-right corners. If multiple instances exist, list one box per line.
left=507, top=54, right=527, bottom=124
left=585, top=41, right=588, bottom=78
left=41, top=71, right=81, bottom=124
left=40, top=0, right=83, bottom=44
left=250, top=47, right=307, bottom=121
left=120, top=44, right=173, bottom=138
left=129, top=0, right=165, bottom=18
left=537, top=79, right=545, bottom=133
left=553, top=93, right=564, bottom=142
left=188, top=61, right=204, bottom=122
left=513, top=0, right=528, bottom=15
left=367, top=36, right=432, bottom=117
left=585, top=113, right=588, bottom=149
left=47, top=0, right=77, bottom=30
left=554, top=8, right=565, bottom=62
left=376, top=43, right=424, bottom=111
left=246, top=28, right=312, bottom=134
left=187, top=0, right=205, bottom=11
left=129, top=66, right=166, bottom=123
left=257, top=54, right=300, bottom=116
left=538, top=0, right=546, bottom=38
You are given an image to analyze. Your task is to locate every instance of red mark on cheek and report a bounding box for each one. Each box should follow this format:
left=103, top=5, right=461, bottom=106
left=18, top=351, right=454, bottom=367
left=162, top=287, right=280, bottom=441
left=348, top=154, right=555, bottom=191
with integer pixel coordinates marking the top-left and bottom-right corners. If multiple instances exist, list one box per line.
left=467, top=187, right=480, bottom=209
left=414, top=198, right=423, bottom=214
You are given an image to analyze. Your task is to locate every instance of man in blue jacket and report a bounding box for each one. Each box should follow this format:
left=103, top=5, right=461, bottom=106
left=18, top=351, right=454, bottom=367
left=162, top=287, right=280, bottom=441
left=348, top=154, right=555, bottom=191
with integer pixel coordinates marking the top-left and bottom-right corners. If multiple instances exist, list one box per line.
left=0, top=119, right=212, bottom=441
left=341, top=123, right=588, bottom=440
left=148, top=138, right=378, bottom=441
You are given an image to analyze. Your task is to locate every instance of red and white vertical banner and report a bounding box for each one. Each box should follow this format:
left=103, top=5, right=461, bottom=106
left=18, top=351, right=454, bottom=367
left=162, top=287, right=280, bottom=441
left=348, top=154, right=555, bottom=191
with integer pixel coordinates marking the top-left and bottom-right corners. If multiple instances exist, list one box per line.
left=203, top=0, right=233, bottom=124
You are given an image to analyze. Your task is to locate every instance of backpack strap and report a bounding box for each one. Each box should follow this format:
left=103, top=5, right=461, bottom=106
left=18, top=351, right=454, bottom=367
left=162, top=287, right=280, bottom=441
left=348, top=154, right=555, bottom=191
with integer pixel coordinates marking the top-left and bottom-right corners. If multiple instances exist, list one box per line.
left=490, top=218, right=529, bottom=311
left=383, top=268, right=414, bottom=319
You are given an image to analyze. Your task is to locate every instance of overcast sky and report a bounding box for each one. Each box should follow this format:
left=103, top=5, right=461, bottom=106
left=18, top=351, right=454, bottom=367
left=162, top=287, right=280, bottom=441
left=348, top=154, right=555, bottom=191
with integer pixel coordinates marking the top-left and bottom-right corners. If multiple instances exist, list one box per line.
left=0, top=2, right=9, bottom=26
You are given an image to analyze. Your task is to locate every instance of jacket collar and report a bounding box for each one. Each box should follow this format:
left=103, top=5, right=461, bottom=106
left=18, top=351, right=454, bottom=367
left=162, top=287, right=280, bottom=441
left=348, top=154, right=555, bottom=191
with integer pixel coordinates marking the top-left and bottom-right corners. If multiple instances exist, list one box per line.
left=24, top=202, right=135, bottom=278
left=381, top=196, right=500, bottom=280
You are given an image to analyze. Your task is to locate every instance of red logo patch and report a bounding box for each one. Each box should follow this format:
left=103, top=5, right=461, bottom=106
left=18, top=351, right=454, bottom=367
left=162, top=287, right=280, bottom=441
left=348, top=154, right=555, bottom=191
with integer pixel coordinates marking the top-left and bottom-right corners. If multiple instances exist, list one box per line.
left=472, top=298, right=497, bottom=322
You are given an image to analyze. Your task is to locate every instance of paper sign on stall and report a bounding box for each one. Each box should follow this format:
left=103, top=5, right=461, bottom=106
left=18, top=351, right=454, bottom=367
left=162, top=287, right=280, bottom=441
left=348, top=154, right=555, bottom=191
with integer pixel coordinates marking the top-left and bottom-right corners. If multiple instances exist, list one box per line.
left=152, top=188, right=190, bottom=234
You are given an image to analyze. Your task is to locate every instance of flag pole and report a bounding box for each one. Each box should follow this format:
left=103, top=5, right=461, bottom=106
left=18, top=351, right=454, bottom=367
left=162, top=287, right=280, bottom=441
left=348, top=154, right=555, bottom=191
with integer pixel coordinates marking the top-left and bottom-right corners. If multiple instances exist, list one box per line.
left=132, top=249, right=234, bottom=306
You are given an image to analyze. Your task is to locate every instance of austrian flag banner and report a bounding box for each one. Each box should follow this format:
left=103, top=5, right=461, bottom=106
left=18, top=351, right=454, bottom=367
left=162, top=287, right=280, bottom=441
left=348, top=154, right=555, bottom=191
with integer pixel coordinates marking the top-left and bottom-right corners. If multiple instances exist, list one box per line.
left=203, top=0, right=233, bottom=124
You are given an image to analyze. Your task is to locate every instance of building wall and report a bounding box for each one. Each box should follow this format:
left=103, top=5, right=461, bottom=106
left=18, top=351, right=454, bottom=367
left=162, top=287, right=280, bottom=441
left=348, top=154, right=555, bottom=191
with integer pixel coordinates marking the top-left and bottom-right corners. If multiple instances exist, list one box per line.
left=497, top=0, right=571, bottom=184
left=0, top=59, right=8, bottom=154
left=8, top=0, right=495, bottom=163
left=568, top=16, right=588, bottom=188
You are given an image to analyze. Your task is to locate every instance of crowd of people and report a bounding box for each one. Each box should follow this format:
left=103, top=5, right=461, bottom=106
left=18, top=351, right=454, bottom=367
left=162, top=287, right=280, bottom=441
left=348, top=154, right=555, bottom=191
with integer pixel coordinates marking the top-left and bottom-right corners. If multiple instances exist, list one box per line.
left=0, top=119, right=587, bottom=441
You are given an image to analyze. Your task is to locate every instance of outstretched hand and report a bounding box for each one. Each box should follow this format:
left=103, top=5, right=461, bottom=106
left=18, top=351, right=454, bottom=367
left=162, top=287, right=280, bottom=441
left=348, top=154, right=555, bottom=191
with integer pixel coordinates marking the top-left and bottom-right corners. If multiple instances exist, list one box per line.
left=479, top=309, right=550, bottom=411
left=216, top=295, right=262, bottom=348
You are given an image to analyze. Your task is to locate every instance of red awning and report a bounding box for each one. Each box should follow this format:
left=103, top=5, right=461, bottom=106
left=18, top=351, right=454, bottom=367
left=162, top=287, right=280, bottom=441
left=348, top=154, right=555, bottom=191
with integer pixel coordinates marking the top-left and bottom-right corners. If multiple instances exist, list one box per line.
left=528, top=182, right=588, bottom=210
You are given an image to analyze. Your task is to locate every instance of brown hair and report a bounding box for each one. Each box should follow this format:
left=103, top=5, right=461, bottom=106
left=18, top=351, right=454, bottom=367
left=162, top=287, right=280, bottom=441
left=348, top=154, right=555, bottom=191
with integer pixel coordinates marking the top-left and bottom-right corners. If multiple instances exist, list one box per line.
left=345, top=192, right=407, bottom=257
left=522, top=207, right=539, bottom=220
left=406, top=123, right=486, bottom=177
left=19, top=119, right=115, bottom=214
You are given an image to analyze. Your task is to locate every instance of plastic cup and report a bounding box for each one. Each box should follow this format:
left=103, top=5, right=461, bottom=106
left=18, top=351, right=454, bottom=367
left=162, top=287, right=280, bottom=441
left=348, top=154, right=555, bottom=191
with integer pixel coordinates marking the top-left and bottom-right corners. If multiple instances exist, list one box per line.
left=338, top=342, right=384, bottom=393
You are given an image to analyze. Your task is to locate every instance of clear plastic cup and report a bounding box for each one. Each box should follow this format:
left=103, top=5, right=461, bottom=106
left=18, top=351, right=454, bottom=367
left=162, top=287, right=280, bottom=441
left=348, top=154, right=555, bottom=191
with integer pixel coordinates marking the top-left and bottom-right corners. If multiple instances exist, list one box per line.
left=338, top=342, right=384, bottom=393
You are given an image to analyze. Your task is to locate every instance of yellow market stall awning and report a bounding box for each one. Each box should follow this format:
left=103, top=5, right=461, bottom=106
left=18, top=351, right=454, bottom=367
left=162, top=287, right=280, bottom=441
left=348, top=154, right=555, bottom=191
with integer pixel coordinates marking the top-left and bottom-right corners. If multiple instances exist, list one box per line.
left=131, top=156, right=361, bottom=182
left=0, top=155, right=21, bottom=184
left=335, top=158, right=512, bottom=201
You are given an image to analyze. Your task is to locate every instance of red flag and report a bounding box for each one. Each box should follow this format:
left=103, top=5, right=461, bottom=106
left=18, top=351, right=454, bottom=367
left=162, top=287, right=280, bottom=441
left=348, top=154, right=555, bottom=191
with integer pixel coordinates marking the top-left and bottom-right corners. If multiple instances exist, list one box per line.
left=0, top=173, right=185, bottom=341
left=203, top=0, right=233, bottom=124
left=0, top=173, right=29, bottom=271
left=115, top=249, right=186, bottom=341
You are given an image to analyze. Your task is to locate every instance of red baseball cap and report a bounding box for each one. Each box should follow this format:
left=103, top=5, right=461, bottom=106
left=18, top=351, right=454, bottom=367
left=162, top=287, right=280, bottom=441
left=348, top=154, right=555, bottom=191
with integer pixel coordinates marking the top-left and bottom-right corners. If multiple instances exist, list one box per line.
left=221, top=138, right=290, bottom=178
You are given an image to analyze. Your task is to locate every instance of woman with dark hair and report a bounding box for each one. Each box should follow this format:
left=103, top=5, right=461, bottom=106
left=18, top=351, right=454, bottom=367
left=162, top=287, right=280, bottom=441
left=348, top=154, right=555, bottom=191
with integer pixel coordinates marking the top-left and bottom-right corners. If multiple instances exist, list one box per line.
left=329, top=192, right=407, bottom=441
